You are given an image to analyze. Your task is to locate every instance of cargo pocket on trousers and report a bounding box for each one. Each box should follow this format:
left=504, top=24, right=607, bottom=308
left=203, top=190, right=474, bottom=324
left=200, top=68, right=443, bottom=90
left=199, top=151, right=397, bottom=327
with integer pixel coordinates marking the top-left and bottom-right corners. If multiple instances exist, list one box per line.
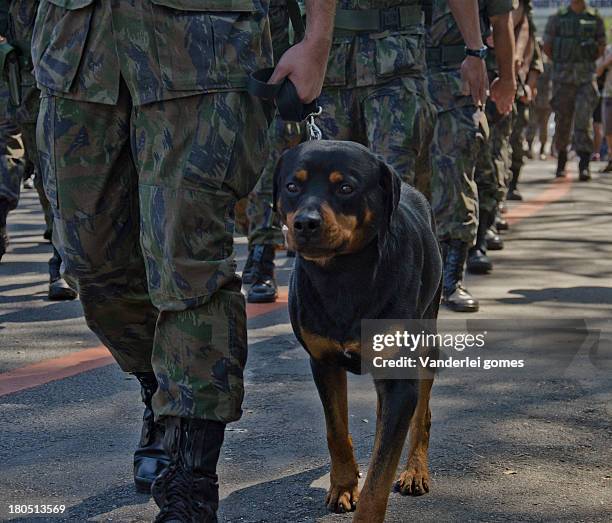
left=323, top=39, right=351, bottom=87
left=31, top=0, right=95, bottom=94
left=374, top=32, right=424, bottom=79
left=150, top=0, right=265, bottom=91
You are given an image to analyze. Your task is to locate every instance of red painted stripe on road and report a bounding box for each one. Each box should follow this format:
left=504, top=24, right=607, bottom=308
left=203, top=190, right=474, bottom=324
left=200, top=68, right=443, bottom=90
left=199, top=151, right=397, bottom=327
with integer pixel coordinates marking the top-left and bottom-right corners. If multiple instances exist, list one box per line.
left=0, top=347, right=114, bottom=397
left=0, top=173, right=574, bottom=397
left=505, top=175, right=573, bottom=226
left=0, top=289, right=288, bottom=397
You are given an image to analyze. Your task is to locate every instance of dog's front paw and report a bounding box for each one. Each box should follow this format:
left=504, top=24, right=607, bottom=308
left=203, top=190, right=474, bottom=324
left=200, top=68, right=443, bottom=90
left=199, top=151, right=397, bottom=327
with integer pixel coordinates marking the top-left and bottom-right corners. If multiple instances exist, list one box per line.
left=326, top=483, right=360, bottom=513
left=394, top=465, right=430, bottom=496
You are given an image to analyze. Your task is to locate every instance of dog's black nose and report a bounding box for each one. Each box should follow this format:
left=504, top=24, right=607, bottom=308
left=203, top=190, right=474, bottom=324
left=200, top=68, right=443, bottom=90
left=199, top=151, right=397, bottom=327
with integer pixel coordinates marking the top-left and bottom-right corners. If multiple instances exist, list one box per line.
left=294, top=212, right=322, bottom=236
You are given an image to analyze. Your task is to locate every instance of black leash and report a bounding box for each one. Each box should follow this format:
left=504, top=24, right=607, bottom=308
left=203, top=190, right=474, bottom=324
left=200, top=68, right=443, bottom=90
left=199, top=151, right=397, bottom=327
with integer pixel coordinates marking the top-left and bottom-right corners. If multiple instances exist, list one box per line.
left=247, top=68, right=323, bottom=139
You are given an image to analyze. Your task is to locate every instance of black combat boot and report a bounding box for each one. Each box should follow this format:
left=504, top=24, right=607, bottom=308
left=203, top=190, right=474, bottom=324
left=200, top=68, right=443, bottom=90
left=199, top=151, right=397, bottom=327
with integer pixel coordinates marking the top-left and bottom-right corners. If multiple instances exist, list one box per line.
left=152, top=417, right=225, bottom=523
left=486, top=225, right=504, bottom=251
left=578, top=152, right=591, bottom=181
left=495, top=210, right=509, bottom=231
left=0, top=199, right=10, bottom=262
left=441, top=240, right=479, bottom=313
left=247, top=244, right=278, bottom=303
left=556, top=150, right=567, bottom=177
left=507, top=167, right=522, bottom=201
left=48, top=246, right=78, bottom=301
left=600, top=159, right=612, bottom=173
left=467, top=209, right=494, bottom=275
left=133, top=372, right=170, bottom=494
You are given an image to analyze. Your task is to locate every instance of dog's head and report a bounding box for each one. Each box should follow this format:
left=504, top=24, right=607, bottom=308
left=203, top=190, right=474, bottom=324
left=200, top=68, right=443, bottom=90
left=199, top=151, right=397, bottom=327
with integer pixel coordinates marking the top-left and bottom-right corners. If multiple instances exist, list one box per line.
left=273, top=140, right=401, bottom=262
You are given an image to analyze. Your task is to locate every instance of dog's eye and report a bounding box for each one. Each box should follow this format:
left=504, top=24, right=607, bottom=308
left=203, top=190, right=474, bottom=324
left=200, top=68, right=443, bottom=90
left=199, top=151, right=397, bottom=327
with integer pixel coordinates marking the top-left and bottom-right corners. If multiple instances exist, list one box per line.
left=338, top=183, right=354, bottom=195
left=286, top=182, right=299, bottom=193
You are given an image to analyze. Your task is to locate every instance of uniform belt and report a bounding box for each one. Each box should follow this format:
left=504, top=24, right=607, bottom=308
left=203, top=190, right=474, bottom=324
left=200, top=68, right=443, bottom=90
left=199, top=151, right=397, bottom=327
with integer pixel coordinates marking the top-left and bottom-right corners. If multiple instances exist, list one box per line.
left=334, top=6, right=423, bottom=34
left=426, top=45, right=466, bottom=66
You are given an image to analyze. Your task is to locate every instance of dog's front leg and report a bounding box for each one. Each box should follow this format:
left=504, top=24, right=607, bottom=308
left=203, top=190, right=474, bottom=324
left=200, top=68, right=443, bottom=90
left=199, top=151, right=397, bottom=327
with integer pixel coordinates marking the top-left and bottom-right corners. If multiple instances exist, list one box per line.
left=353, top=379, right=418, bottom=523
left=310, top=358, right=360, bottom=513
left=395, top=376, right=433, bottom=496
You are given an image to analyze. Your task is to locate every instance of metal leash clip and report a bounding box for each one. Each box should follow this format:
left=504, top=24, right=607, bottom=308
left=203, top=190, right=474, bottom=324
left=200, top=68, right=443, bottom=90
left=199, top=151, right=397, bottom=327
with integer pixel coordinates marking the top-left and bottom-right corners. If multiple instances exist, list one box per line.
left=305, top=106, right=323, bottom=141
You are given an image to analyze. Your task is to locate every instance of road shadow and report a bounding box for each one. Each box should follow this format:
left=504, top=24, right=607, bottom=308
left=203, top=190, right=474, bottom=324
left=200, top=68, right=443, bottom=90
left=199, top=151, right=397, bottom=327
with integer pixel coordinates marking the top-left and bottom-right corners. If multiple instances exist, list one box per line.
left=499, top=286, right=612, bottom=305
left=219, top=466, right=329, bottom=522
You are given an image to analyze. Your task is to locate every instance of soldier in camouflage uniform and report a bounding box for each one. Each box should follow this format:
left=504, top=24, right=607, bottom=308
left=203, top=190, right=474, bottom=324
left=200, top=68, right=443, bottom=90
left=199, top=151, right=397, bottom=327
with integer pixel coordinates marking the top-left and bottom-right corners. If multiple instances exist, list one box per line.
left=314, top=1, right=436, bottom=192
left=1, top=0, right=77, bottom=299
left=525, top=49, right=553, bottom=160
left=544, top=0, right=605, bottom=180
left=468, top=1, right=520, bottom=274
left=31, top=0, right=334, bottom=519
left=427, top=0, right=516, bottom=313
left=507, top=1, right=543, bottom=201
left=242, top=0, right=304, bottom=304
left=0, top=9, right=24, bottom=261
left=0, top=113, right=23, bottom=261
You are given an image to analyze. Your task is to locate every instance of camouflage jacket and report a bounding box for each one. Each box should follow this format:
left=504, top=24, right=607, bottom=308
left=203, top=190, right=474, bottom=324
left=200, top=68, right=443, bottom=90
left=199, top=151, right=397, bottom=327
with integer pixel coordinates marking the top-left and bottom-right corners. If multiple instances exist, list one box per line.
left=323, top=0, right=426, bottom=89
left=31, top=0, right=273, bottom=106
left=544, top=5, right=605, bottom=85
left=428, top=0, right=514, bottom=50
left=426, top=0, right=514, bottom=112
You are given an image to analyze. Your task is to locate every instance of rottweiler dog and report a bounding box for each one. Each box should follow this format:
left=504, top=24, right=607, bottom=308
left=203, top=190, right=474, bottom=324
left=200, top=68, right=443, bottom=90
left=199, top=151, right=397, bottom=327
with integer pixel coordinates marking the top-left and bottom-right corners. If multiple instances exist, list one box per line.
left=273, top=140, right=443, bottom=523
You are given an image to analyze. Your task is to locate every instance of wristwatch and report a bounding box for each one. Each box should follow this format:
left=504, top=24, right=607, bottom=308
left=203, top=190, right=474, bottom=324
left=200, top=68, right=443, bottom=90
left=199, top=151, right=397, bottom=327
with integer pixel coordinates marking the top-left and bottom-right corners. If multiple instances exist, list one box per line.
left=465, top=46, right=488, bottom=59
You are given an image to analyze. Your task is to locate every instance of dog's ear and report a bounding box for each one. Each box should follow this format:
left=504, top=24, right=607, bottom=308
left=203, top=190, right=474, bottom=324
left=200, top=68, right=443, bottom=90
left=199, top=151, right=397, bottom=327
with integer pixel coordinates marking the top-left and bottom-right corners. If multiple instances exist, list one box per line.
left=378, top=158, right=402, bottom=232
left=272, top=153, right=285, bottom=213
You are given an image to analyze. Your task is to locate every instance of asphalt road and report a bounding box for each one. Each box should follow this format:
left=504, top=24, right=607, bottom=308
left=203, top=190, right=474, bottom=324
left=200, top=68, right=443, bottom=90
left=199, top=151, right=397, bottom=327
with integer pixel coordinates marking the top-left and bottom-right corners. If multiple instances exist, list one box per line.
left=0, top=158, right=611, bottom=522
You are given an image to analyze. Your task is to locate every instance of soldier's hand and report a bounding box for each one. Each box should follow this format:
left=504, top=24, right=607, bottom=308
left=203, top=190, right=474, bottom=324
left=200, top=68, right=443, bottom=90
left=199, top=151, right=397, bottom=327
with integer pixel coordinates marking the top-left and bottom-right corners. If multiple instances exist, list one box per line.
left=270, top=38, right=331, bottom=104
left=461, top=56, right=489, bottom=107
left=519, top=84, right=532, bottom=104
left=490, top=77, right=516, bottom=115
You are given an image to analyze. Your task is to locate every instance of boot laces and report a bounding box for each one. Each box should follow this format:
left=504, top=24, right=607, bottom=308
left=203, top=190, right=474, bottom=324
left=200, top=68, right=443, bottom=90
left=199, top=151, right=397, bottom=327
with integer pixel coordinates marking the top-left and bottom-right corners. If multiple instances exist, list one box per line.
left=154, top=463, right=193, bottom=522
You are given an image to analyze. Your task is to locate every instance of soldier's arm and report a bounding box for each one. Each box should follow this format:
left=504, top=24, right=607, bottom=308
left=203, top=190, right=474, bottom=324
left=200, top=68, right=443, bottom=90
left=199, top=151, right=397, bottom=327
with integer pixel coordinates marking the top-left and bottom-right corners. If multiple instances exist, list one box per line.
left=490, top=11, right=516, bottom=114
left=269, top=0, right=336, bottom=103
left=448, top=0, right=488, bottom=107
left=514, top=14, right=530, bottom=77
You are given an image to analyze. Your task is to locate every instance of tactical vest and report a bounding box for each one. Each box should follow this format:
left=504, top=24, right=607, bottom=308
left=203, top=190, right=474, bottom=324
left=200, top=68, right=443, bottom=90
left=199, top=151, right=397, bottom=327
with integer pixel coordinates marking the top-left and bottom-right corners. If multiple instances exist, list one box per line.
left=552, top=8, right=600, bottom=63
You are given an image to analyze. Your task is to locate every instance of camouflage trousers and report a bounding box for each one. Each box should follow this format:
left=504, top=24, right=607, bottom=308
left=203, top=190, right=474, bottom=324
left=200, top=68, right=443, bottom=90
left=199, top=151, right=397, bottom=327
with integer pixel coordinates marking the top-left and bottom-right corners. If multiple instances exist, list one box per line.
left=551, top=79, right=599, bottom=155
left=428, top=69, right=481, bottom=244
left=510, top=100, right=529, bottom=175
left=19, top=121, right=54, bottom=234
left=37, top=84, right=269, bottom=423
left=525, top=104, right=552, bottom=150
left=475, top=101, right=513, bottom=213
left=317, top=76, right=436, bottom=192
left=0, top=119, right=24, bottom=211
left=246, top=117, right=303, bottom=248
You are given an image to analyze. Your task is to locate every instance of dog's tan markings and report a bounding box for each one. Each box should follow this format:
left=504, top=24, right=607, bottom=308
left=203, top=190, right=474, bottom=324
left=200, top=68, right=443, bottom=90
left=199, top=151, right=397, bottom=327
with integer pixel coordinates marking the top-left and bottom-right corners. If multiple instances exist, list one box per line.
left=310, top=363, right=360, bottom=513
left=295, top=169, right=308, bottom=182
left=329, top=171, right=343, bottom=183
left=395, top=374, right=434, bottom=497
left=300, top=328, right=360, bottom=360
left=300, top=328, right=342, bottom=360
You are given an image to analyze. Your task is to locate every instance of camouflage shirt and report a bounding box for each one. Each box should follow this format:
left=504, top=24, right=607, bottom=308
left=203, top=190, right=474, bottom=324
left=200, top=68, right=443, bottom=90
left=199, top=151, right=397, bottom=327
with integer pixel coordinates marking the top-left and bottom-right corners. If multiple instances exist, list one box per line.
left=31, top=0, right=273, bottom=106
left=544, top=5, right=605, bottom=85
left=323, top=0, right=426, bottom=88
left=427, top=0, right=514, bottom=49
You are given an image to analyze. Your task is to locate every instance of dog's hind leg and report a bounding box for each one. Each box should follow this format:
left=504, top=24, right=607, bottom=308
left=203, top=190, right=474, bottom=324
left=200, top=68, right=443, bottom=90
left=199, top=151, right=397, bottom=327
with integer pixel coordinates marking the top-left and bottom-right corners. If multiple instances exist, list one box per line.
left=394, top=376, right=433, bottom=496
left=310, top=358, right=360, bottom=513
left=353, top=379, right=417, bottom=523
